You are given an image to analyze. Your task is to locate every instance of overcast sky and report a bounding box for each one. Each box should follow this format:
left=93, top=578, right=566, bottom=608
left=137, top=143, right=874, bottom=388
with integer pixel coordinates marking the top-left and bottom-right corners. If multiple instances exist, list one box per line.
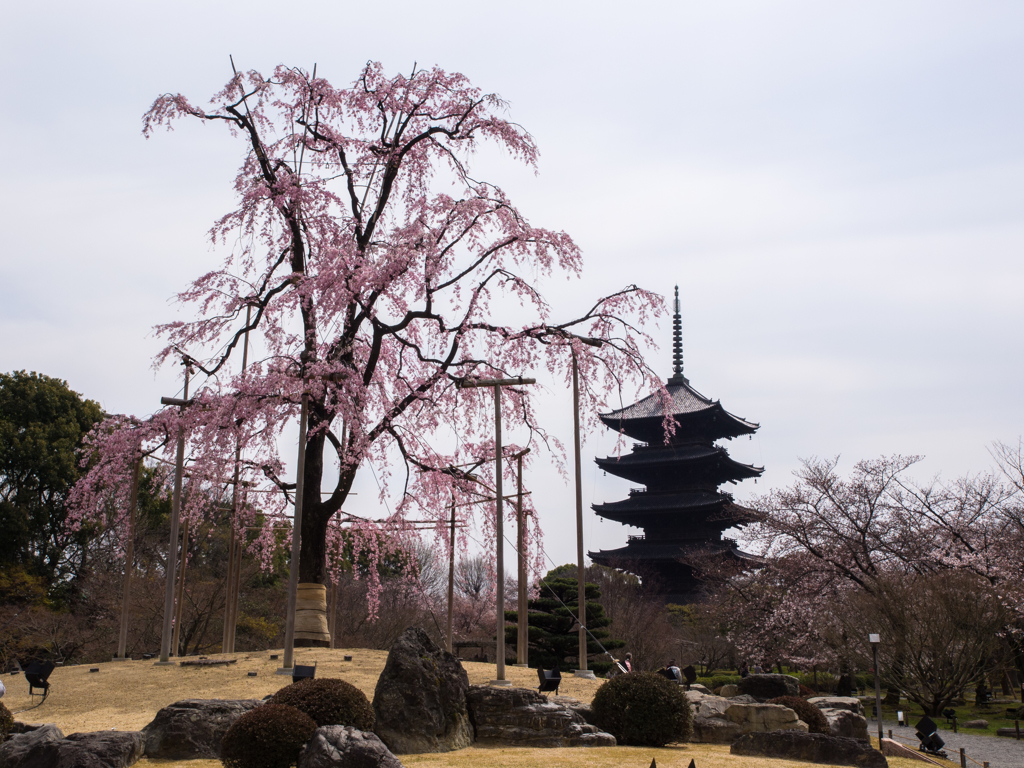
left=2, top=1, right=1022, bottom=570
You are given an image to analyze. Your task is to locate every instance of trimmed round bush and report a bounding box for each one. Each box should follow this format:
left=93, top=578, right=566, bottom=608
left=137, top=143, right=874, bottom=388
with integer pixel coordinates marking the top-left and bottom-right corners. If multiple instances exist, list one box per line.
left=220, top=703, right=317, bottom=768
left=798, top=683, right=816, bottom=698
left=591, top=671, right=692, bottom=746
left=768, top=695, right=830, bottom=735
left=270, top=677, right=374, bottom=730
left=0, top=702, right=13, bottom=742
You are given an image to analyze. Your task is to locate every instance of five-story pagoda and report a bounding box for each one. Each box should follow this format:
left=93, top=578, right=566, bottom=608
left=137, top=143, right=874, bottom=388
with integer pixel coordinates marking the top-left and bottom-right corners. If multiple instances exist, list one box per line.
left=588, top=287, right=763, bottom=601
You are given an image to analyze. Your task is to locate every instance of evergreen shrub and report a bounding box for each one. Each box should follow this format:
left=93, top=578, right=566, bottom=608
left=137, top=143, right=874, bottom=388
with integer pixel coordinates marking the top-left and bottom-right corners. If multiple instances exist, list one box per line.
left=0, top=702, right=13, bottom=742
left=768, top=696, right=831, bottom=735
left=270, top=677, right=374, bottom=729
left=220, top=703, right=317, bottom=768
left=591, top=671, right=692, bottom=746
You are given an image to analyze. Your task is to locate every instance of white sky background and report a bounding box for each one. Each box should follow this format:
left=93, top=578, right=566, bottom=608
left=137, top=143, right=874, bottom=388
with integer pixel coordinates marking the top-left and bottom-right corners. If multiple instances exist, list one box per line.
left=2, top=1, right=1023, bottom=571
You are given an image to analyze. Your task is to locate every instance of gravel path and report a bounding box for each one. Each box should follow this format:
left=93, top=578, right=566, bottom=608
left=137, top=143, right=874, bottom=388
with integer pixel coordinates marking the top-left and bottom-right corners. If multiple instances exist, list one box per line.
left=874, top=718, right=1024, bottom=768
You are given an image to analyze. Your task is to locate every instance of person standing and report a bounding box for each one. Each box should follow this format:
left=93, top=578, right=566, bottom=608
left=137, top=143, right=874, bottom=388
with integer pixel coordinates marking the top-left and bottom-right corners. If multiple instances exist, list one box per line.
left=623, top=653, right=633, bottom=672
left=740, top=661, right=750, bottom=678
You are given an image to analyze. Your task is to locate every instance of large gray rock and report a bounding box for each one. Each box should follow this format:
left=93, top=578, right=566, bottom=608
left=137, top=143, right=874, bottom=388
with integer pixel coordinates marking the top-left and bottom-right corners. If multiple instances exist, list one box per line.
left=737, top=674, right=800, bottom=701
left=688, top=694, right=808, bottom=744
left=809, top=696, right=865, bottom=715
left=299, top=726, right=405, bottom=768
left=719, top=684, right=740, bottom=697
left=141, top=698, right=262, bottom=759
left=1, top=728, right=144, bottom=768
left=372, top=627, right=473, bottom=754
left=466, top=685, right=615, bottom=748
left=0, top=723, right=64, bottom=767
left=51, top=731, right=144, bottom=768
left=821, top=708, right=869, bottom=741
left=731, top=731, right=887, bottom=768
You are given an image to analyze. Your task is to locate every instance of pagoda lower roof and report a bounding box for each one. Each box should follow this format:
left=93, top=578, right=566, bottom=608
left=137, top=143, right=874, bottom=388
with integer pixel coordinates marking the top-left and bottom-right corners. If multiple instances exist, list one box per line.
left=593, top=490, right=729, bottom=515
left=596, top=444, right=763, bottom=483
left=593, top=496, right=754, bottom=527
left=600, top=380, right=758, bottom=442
left=589, top=538, right=762, bottom=563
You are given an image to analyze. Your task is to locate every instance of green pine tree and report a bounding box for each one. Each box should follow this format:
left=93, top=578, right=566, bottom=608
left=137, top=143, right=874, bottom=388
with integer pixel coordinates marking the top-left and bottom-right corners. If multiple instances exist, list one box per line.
left=506, top=566, right=624, bottom=674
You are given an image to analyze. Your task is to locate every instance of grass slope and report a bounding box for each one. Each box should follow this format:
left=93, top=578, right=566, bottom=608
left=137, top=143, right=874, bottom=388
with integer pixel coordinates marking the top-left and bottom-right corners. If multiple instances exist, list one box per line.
left=2, top=647, right=943, bottom=768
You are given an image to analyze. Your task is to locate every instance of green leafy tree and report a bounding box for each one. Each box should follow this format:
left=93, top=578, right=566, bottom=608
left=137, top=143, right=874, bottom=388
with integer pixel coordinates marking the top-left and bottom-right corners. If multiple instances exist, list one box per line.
left=508, top=566, right=623, bottom=673
left=0, top=371, right=102, bottom=603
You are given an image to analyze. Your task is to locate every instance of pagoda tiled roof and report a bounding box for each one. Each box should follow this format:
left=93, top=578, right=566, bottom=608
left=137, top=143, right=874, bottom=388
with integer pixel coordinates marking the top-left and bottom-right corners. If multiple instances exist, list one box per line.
left=600, top=380, right=758, bottom=430
left=596, top=444, right=763, bottom=481
left=593, top=490, right=729, bottom=514
left=588, top=538, right=762, bottom=563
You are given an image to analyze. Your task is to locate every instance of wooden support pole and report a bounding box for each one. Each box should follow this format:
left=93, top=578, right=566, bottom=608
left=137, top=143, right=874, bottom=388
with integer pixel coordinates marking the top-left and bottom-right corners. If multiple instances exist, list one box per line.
left=157, top=361, right=190, bottom=665
left=328, top=571, right=339, bottom=650
left=223, top=306, right=250, bottom=654
left=516, top=451, right=528, bottom=666
left=457, top=376, right=535, bottom=684
left=572, top=352, right=588, bottom=674
left=115, top=456, right=141, bottom=660
left=447, top=496, right=456, bottom=654
left=494, top=386, right=506, bottom=682
left=222, top=525, right=236, bottom=653
left=171, top=517, right=190, bottom=657
left=228, top=535, right=243, bottom=650
left=279, top=392, right=309, bottom=674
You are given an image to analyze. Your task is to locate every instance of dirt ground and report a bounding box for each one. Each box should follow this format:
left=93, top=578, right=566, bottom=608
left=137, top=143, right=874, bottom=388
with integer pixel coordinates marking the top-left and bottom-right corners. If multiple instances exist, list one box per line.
left=3, top=647, right=944, bottom=768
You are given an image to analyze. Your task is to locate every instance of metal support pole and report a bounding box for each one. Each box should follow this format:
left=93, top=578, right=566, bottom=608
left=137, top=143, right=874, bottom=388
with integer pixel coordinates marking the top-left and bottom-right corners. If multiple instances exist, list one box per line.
left=447, top=496, right=456, bottom=654
left=171, top=517, right=189, bottom=657
left=493, top=386, right=507, bottom=683
left=157, top=362, right=190, bottom=665
left=572, top=353, right=589, bottom=675
left=516, top=451, right=528, bottom=667
left=115, top=456, right=141, bottom=660
left=871, top=635, right=883, bottom=745
left=279, top=392, right=308, bottom=675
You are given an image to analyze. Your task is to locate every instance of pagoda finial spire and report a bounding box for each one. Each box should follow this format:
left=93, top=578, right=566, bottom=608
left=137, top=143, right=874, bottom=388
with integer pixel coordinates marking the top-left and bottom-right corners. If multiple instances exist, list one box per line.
left=669, top=285, right=688, bottom=385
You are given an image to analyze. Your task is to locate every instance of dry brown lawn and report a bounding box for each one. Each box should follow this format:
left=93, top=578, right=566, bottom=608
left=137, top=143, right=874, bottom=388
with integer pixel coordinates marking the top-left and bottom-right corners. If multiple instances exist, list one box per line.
left=2, top=647, right=947, bottom=768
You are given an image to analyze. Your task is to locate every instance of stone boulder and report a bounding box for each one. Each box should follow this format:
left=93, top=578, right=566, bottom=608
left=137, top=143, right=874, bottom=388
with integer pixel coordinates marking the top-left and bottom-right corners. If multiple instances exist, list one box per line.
left=299, top=726, right=404, bottom=768
left=737, top=673, right=800, bottom=701
left=719, top=684, right=739, bottom=697
left=466, top=685, right=615, bottom=747
left=808, top=696, right=865, bottom=716
left=372, top=627, right=473, bottom=754
left=141, top=698, right=262, bottom=759
left=550, top=695, right=594, bottom=725
left=687, top=684, right=713, bottom=695
left=689, top=694, right=807, bottom=744
left=731, top=731, right=887, bottom=768
left=0, top=723, right=65, bottom=768
left=962, top=719, right=988, bottom=729
left=821, top=708, right=869, bottom=741
left=0, top=728, right=144, bottom=768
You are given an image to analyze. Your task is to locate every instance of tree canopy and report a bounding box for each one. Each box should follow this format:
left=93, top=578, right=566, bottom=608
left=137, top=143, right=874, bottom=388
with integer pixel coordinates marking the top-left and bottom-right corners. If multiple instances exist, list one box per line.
left=0, top=371, right=102, bottom=603
left=69, top=62, right=665, bottom=630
